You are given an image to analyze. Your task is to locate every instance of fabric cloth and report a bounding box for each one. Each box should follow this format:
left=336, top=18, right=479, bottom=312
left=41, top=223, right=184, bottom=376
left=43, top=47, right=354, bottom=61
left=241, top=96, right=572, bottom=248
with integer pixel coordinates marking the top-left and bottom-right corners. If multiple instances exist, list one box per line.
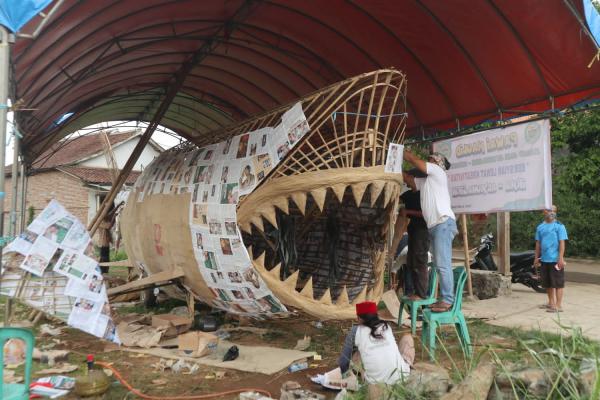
left=338, top=325, right=358, bottom=373
left=0, top=0, right=52, bottom=32
left=415, top=162, right=455, bottom=229
left=97, top=220, right=112, bottom=247
left=540, top=262, right=565, bottom=289
left=406, top=218, right=430, bottom=298
left=356, top=301, right=377, bottom=316
left=400, top=190, right=425, bottom=224
left=535, top=221, right=568, bottom=262
left=429, top=217, right=458, bottom=304
left=354, top=325, right=410, bottom=384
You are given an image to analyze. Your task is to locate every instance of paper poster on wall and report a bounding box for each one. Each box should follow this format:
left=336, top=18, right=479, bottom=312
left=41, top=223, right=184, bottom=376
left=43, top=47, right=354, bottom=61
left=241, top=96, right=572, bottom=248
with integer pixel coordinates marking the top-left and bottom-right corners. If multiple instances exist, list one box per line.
left=384, top=143, right=404, bottom=174
left=432, top=119, right=552, bottom=213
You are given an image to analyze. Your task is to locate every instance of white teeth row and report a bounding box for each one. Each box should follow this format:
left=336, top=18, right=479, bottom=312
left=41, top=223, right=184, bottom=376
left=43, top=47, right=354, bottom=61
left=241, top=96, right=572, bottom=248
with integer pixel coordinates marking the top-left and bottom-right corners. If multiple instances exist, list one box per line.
left=248, top=246, right=372, bottom=307
left=239, top=181, right=399, bottom=234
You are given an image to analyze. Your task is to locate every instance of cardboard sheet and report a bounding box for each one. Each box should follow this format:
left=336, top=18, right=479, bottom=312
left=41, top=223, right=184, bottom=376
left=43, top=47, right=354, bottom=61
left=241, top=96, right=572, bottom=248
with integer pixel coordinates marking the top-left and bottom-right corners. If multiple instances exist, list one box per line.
left=118, top=341, right=316, bottom=375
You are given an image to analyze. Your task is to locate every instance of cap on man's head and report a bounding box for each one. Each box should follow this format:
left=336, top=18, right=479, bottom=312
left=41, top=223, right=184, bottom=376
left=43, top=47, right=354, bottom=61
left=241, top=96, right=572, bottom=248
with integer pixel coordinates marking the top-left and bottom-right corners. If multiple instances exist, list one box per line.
left=429, top=152, right=451, bottom=170
left=356, top=301, right=378, bottom=316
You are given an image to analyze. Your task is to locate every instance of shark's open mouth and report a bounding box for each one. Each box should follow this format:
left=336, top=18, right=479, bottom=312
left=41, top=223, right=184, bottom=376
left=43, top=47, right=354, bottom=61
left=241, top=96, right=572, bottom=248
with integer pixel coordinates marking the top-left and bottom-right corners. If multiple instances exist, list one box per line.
left=238, top=167, right=401, bottom=319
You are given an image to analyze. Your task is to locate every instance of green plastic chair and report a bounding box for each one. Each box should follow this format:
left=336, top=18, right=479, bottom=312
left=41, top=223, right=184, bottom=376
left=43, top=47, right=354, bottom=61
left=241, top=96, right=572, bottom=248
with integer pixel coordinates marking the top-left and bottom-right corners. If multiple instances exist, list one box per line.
left=398, top=265, right=438, bottom=335
left=0, top=327, right=35, bottom=400
left=421, top=266, right=471, bottom=360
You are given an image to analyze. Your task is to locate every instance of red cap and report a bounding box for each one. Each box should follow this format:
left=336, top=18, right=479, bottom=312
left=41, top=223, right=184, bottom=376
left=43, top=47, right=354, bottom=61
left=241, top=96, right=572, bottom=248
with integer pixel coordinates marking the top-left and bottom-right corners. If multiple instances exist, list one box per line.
left=355, top=301, right=377, bottom=316
left=87, top=354, right=94, bottom=362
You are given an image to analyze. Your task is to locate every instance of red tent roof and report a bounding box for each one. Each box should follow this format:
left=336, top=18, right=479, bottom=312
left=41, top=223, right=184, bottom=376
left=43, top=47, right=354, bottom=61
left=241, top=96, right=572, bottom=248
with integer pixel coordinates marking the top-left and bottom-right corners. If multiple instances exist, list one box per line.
left=11, top=1, right=600, bottom=161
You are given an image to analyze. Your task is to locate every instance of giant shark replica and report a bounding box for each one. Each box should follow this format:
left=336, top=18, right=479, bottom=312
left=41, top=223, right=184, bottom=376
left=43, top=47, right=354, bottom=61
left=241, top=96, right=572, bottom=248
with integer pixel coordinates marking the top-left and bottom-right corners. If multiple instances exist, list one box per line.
left=120, top=69, right=407, bottom=320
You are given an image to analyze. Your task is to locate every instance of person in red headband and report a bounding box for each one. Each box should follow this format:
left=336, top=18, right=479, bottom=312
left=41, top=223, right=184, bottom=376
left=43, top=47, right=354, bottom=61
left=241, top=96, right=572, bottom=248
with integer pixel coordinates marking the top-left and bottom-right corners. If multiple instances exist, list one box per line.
left=336, top=301, right=414, bottom=387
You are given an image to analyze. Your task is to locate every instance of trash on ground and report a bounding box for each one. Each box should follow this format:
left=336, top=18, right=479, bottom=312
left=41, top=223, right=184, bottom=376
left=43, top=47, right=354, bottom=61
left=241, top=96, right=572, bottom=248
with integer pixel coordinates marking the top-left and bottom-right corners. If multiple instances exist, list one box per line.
left=151, top=378, right=169, bottom=385
left=116, top=322, right=165, bottom=348
left=36, top=363, right=79, bottom=375
left=30, top=383, right=70, bottom=399
left=312, top=367, right=359, bottom=391
left=313, top=354, right=322, bottom=361
left=3, top=370, right=23, bottom=383
left=178, top=331, right=219, bottom=357
left=280, top=381, right=325, bottom=400
left=151, top=314, right=192, bottom=338
left=223, top=345, right=239, bottom=361
left=35, top=375, right=75, bottom=390
left=33, top=348, right=70, bottom=366
left=239, top=391, right=275, bottom=400
left=293, top=335, right=311, bottom=351
left=40, top=324, right=64, bottom=336
left=288, top=358, right=308, bottom=372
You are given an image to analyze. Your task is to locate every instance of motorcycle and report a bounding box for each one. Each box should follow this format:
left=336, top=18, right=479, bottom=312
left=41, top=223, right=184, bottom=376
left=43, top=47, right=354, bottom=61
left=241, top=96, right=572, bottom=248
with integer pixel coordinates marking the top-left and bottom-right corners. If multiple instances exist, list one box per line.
left=470, top=233, right=545, bottom=293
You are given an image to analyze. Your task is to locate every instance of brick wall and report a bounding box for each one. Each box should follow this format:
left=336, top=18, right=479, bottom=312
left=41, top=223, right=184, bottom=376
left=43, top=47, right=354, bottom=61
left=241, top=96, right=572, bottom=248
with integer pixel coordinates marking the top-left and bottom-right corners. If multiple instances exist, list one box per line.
left=3, top=170, right=90, bottom=231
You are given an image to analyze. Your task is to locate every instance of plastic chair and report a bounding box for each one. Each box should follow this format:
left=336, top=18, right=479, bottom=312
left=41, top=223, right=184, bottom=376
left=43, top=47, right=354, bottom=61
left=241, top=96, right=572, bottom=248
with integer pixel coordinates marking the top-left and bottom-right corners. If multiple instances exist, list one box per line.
left=398, top=265, right=438, bottom=335
left=421, top=266, right=471, bottom=360
left=0, top=328, right=35, bottom=400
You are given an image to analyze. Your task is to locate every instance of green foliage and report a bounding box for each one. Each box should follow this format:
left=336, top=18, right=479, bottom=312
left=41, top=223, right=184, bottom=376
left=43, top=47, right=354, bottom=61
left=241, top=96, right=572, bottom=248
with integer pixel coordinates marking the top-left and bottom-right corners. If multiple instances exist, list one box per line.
left=27, top=206, right=35, bottom=225
left=110, top=248, right=128, bottom=262
left=510, top=108, right=600, bottom=256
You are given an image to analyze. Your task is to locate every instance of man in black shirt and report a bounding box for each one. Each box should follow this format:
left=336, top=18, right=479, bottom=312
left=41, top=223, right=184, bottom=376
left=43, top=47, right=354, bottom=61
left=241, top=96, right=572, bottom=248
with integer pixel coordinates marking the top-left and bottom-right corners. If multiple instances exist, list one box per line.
left=400, top=169, right=430, bottom=300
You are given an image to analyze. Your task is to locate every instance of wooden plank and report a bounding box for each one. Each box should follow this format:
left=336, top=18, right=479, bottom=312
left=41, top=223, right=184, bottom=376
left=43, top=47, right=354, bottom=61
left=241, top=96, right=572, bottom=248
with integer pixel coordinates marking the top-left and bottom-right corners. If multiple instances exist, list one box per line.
left=107, top=267, right=185, bottom=296
left=98, top=259, right=133, bottom=268
left=497, top=212, right=511, bottom=276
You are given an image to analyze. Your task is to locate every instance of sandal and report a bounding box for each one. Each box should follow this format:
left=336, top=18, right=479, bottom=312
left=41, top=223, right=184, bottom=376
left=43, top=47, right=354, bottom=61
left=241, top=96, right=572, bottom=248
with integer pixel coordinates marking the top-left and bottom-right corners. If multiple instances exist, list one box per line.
left=430, top=302, right=452, bottom=313
left=546, top=307, right=563, bottom=313
left=538, top=304, right=552, bottom=309
left=408, top=294, right=424, bottom=301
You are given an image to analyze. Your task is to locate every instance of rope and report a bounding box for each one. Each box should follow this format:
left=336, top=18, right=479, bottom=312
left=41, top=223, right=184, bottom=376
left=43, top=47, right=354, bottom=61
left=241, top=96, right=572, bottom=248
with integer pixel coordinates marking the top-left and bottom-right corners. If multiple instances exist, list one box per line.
left=95, top=361, right=273, bottom=400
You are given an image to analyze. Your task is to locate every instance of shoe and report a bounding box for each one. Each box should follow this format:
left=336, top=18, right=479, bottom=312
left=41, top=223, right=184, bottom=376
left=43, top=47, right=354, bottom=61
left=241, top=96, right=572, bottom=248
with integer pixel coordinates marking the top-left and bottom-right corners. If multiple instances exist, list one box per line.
left=430, top=302, right=452, bottom=313
left=538, top=304, right=551, bottom=309
left=408, top=294, right=424, bottom=301
left=223, top=345, right=239, bottom=361
left=546, top=307, right=563, bottom=313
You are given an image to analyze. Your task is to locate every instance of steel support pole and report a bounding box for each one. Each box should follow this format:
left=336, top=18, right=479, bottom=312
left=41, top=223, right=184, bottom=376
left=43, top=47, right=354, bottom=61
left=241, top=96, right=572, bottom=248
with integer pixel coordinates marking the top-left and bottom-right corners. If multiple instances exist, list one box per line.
left=18, top=163, right=27, bottom=233
left=9, top=126, right=19, bottom=237
left=0, top=26, right=12, bottom=325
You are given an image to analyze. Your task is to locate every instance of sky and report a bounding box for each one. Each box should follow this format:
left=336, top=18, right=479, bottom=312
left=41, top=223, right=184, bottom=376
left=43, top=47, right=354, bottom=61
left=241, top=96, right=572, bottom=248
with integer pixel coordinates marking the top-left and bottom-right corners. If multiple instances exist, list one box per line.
left=3, top=113, right=182, bottom=166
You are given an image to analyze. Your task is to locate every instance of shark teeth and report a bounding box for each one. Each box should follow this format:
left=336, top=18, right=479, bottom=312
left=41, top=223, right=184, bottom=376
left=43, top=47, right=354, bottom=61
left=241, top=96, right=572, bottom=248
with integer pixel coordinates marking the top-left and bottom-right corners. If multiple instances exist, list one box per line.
left=318, top=288, right=332, bottom=305
left=290, top=192, right=307, bottom=215
left=283, top=270, right=299, bottom=289
left=330, top=184, right=347, bottom=203
left=350, top=182, right=369, bottom=207
left=351, top=285, right=368, bottom=305
left=300, top=276, right=314, bottom=298
left=261, top=207, right=278, bottom=229
left=335, top=286, right=350, bottom=306
left=369, top=181, right=385, bottom=207
left=310, top=188, right=327, bottom=212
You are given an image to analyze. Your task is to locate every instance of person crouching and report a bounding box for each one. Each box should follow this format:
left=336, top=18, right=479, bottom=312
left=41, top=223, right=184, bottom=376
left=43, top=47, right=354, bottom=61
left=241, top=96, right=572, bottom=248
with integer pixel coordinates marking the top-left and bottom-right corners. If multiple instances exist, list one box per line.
left=338, top=301, right=414, bottom=390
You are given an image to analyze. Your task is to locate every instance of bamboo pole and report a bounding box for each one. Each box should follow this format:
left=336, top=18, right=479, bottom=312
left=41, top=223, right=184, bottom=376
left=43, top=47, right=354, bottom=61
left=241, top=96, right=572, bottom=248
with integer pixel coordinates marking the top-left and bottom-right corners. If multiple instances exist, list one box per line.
left=460, top=214, right=473, bottom=297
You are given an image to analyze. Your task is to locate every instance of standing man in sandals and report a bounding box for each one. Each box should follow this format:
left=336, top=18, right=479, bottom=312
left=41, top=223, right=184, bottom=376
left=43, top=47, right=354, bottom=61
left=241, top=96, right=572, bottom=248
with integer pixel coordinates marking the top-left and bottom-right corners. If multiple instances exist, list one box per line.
left=402, top=150, right=457, bottom=313
left=534, top=205, right=568, bottom=313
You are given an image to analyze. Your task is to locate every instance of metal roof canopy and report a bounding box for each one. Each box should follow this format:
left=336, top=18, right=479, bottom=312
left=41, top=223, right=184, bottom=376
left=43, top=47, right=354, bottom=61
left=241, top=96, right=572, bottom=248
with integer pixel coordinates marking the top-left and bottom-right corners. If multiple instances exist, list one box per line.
left=10, top=0, right=600, bottom=162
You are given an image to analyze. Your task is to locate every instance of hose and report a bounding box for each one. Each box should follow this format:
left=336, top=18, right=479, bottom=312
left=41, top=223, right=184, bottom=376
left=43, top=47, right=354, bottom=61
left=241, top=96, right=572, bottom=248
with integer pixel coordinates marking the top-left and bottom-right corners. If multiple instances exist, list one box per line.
left=95, top=361, right=273, bottom=400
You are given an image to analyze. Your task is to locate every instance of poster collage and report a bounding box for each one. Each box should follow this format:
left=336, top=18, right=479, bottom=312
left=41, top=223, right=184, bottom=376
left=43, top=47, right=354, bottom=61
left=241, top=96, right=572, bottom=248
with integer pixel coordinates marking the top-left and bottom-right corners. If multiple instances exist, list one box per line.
left=2, top=200, right=119, bottom=343
left=134, top=102, right=310, bottom=315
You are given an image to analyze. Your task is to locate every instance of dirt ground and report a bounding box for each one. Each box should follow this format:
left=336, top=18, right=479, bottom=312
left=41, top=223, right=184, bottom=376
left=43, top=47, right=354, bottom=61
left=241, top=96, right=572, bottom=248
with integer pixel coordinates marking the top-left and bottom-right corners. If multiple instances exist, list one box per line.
left=1, top=296, right=543, bottom=400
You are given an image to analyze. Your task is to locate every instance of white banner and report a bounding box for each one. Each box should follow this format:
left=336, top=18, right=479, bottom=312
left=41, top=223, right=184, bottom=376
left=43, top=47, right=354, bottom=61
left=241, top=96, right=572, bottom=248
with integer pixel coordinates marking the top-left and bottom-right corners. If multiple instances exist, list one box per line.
left=432, top=119, right=552, bottom=213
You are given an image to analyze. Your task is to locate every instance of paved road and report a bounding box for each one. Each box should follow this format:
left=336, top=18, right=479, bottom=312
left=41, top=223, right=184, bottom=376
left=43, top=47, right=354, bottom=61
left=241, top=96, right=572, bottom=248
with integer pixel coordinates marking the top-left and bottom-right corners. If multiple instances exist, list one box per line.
left=452, top=250, right=600, bottom=285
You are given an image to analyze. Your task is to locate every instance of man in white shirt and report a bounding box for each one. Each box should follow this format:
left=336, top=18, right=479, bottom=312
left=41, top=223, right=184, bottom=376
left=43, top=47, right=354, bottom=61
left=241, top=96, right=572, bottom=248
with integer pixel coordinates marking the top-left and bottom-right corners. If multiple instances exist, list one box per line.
left=402, top=150, right=457, bottom=312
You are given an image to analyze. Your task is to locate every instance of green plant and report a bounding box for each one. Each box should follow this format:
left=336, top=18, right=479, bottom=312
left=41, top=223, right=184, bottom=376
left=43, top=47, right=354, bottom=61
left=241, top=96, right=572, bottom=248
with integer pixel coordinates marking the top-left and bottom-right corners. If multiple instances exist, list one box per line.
left=27, top=206, right=35, bottom=225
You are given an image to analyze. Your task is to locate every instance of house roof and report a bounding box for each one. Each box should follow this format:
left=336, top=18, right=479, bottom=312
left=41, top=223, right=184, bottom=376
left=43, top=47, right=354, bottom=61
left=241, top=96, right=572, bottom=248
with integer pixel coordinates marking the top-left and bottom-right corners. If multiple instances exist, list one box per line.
left=10, top=1, right=600, bottom=161
left=31, top=130, right=139, bottom=170
left=58, top=166, right=140, bottom=186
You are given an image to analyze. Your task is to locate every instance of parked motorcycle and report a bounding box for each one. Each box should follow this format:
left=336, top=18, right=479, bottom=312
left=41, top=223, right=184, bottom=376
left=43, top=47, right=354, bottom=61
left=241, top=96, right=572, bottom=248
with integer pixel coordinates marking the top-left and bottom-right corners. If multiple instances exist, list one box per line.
left=470, top=233, right=545, bottom=293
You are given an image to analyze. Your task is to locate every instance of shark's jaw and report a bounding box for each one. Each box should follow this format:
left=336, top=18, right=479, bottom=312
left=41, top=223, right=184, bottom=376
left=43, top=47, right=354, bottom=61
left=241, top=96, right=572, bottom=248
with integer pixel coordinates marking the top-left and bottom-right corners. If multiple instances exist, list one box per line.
left=238, top=167, right=401, bottom=319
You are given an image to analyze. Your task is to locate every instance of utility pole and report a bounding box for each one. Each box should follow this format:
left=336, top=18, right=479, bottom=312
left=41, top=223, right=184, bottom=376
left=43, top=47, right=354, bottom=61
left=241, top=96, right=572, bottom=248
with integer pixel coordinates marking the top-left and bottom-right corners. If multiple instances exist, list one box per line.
left=0, top=26, right=12, bottom=325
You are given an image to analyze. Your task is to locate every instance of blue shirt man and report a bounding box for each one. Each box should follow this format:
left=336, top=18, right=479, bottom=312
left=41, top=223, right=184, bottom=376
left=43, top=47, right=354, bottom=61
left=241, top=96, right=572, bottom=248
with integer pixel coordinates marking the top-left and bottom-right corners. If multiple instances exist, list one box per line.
left=534, top=205, right=568, bottom=313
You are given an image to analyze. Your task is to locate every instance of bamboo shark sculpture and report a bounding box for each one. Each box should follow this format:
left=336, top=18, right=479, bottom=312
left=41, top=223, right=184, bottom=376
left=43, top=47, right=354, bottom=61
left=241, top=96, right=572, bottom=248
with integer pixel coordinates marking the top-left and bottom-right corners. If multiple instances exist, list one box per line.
left=121, top=70, right=407, bottom=320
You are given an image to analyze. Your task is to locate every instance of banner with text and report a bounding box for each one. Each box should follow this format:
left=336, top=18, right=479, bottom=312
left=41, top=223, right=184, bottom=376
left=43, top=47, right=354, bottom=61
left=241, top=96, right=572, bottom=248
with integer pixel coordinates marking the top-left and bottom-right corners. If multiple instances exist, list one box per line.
left=432, top=119, right=552, bottom=213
